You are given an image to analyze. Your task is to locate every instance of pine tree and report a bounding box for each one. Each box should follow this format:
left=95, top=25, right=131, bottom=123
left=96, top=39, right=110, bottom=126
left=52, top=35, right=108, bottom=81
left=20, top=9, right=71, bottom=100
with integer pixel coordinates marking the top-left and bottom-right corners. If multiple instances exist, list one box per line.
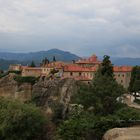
left=53, top=56, right=56, bottom=62
left=92, top=55, right=124, bottom=114
left=129, top=66, right=140, bottom=95
left=30, top=61, right=36, bottom=67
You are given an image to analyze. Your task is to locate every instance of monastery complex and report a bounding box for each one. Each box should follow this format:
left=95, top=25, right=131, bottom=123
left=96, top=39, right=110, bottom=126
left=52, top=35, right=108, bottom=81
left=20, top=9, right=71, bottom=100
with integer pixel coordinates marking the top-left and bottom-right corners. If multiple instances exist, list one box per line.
left=9, top=55, right=132, bottom=89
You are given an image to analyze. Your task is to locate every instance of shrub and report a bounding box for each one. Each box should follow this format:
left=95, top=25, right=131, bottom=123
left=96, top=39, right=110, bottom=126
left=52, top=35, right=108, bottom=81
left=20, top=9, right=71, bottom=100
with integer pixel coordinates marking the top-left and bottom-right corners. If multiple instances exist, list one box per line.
left=0, top=97, right=47, bottom=140
left=14, top=76, right=39, bottom=84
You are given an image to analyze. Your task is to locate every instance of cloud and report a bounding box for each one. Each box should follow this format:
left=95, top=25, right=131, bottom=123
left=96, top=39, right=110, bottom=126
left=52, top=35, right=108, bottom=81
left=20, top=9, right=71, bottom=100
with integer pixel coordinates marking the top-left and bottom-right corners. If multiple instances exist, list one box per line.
left=0, top=0, right=140, bottom=57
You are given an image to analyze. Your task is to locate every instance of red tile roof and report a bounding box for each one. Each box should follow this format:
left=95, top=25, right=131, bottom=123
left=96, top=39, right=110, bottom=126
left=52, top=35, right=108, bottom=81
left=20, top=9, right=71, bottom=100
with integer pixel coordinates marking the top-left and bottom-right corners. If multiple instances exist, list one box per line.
left=64, top=65, right=132, bottom=73
left=113, top=66, right=132, bottom=72
left=45, top=61, right=66, bottom=69
left=76, top=54, right=101, bottom=64
left=63, top=64, right=97, bottom=72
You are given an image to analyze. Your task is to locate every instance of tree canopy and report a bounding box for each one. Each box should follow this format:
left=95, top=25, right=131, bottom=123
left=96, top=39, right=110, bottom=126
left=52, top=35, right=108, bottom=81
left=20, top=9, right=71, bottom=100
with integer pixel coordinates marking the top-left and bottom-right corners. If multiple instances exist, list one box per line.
left=30, top=61, right=36, bottom=67
left=129, top=66, right=140, bottom=93
left=0, top=97, right=47, bottom=140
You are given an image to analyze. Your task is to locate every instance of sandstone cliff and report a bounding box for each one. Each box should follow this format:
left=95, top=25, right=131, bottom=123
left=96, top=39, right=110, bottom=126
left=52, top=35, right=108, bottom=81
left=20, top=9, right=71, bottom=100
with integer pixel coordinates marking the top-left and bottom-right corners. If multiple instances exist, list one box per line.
left=0, top=73, right=32, bottom=101
left=0, top=74, right=78, bottom=117
left=32, top=78, right=77, bottom=116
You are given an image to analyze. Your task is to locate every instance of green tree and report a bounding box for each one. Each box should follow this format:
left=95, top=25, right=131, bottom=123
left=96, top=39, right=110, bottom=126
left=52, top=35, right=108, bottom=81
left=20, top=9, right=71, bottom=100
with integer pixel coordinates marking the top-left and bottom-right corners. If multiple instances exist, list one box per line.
left=100, top=55, right=114, bottom=78
left=92, top=55, right=124, bottom=115
left=0, top=97, right=47, bottom=140
left=129, top=66, right=140, bottom=95
left=30, top=61, right=36, bottom=67
left=53, top=56, right=56, bottom=62
left=55, top=112, right=95, bottom=140
left=72, top=56, right=124, bottom=115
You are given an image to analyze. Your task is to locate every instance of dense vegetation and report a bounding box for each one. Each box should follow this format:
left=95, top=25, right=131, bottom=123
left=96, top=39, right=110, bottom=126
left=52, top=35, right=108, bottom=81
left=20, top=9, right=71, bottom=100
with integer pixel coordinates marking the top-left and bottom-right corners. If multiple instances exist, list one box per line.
left=14, top=75, right=39, bottom=84
left=0, top=70, right=21, bottom=79
left=129, top=66, right=140, bottom=94
left=0, top=97, right=47, bottom=140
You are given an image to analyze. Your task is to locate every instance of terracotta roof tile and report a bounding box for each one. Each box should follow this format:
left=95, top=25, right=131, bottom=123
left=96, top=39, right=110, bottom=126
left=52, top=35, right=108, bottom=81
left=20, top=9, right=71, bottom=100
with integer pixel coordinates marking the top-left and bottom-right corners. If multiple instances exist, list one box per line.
left=76, top=54, right=101, bottom=64
left=63, top=64, right=97, bottom=72
left=113, top=66, right=132, bottom=72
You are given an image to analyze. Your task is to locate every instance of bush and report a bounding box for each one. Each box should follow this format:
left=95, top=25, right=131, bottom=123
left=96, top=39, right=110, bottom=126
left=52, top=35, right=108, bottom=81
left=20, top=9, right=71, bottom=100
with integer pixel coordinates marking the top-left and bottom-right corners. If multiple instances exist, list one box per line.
left=134, top=99, right=140, bottom=104
left=0, top=71, right=21, bottom=79
left=9, top=70, right=21, bottom=75
left=0, top=97, right=47, bottom=140
left=14, top=76, right=39, bottom=84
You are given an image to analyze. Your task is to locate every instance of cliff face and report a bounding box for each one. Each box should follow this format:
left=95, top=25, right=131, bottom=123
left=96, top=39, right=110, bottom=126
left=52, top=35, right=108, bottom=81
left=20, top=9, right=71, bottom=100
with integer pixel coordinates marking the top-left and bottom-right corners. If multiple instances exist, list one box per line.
left=32, top=78, right=77, bottom=116
left=103, top=126, right=140, bottom=140
left=0, top=74, right=32, bottom=101
left=0, top=74, right=78, bottom=116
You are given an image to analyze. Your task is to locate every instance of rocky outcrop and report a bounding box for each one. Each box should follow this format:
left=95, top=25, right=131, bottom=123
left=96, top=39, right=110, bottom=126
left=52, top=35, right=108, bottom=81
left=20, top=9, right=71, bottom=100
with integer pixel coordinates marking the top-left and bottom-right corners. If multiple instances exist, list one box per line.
left=32, top=78, right=78, bottom=116
left=0, top=74, right=78, bottom=117
left=103, top=126, right=140, bottom=140
left=0, top=74, right=32, bottom=101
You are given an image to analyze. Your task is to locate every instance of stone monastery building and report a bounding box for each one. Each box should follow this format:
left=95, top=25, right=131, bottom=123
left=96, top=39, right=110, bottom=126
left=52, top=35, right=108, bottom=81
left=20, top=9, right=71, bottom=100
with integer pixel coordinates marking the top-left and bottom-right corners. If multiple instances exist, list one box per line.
left=9, top=54, right=132, bottom=89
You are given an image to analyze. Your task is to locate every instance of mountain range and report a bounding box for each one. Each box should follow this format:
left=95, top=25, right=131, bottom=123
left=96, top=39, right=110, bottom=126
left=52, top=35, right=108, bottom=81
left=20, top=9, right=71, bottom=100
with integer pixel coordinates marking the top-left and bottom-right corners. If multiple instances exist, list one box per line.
left=0, top=49, right=140, bottom=70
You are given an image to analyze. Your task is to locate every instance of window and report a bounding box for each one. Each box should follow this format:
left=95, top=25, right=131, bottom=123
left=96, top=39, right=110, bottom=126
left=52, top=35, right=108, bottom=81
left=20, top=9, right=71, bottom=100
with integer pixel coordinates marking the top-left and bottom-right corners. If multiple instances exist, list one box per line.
left=70, top=72, right=73, bottom=76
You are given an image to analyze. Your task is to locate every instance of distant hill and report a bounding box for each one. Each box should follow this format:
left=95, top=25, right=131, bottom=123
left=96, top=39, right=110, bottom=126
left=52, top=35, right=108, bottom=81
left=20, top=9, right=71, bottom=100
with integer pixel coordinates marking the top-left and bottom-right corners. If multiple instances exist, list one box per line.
left=0, top=49, right=140, bottom=70
left=0, top=49, right=80, bottom=70
left=98, top=56, right=140, bottom=66
left=0, top=59, right=30, bottom=70
left=0, top=49, right=80, bottom=62
left=111, top=57, right=140, bottom=66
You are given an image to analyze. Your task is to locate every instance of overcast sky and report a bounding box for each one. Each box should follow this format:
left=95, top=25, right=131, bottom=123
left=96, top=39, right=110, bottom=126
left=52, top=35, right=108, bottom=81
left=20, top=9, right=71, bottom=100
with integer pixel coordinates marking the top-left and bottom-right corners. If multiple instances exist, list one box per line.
left=0, top=0, right=140, bottom=57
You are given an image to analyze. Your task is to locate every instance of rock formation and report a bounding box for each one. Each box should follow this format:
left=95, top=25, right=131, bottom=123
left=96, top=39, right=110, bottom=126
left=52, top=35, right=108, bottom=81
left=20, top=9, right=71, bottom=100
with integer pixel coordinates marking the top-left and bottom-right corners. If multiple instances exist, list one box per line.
left=0, top=74, right=78, bottom=117
left=103, top=126, right=140, bottom=140
left=0, top=73, right=32, bottom=101
left=32, top=77, right=77, bottom=117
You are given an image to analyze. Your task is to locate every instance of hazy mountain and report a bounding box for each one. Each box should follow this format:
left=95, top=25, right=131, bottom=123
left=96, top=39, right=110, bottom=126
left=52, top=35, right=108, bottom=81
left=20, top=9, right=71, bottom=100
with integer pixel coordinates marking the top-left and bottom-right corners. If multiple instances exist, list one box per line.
left=0, top=49, right=80, bottom=62
left=0, top=49, right=80, bottom=70
left=111, top=57, right=140, bottom=66
left=0, top=49, right=140, bottom=70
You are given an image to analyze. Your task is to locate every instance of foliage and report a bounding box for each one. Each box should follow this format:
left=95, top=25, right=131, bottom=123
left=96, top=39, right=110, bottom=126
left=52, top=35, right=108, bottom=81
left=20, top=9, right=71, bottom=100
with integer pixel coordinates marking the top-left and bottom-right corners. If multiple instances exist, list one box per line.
left=0, top=72, right=9, bottom=79
left=115, top=107, right=140, bottom=121
left=71, top=82, right=94, bottom=109
left=134, top=99, right=140, bottom=105
left=14, top=75, right=39, bottom=84
left=30, top=61, right=36, bottom=67
left=56, top=112, right=95, bottom=140
left=92, top=72, right=125, bottom=115
left=61, top=55, right=131, bottom=139
left=72, top=56, right=125, bottom=115
left=0, top=71, right=21, bottom=79
left=129, top=66, right=140, bottom=93
left=51, top=102, right=64, bottom=124
left=0, top=69, right=4, bottom=74
left=53, top=56, right=56, bottom=62
left=41, top=57, right=50, bottom=66
left=50, top=68, right=59, bottom=75
left=100, top=55, right=114, bottom=78
left=8, top=70, right=21, bottom=74
left=0, top=97, right=47, bottom=140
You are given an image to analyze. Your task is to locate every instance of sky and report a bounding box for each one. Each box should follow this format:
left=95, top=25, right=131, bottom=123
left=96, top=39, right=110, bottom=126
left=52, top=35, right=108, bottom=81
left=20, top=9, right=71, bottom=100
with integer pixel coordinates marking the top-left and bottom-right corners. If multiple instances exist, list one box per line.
left=0, top=0, right=140, bottom=57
